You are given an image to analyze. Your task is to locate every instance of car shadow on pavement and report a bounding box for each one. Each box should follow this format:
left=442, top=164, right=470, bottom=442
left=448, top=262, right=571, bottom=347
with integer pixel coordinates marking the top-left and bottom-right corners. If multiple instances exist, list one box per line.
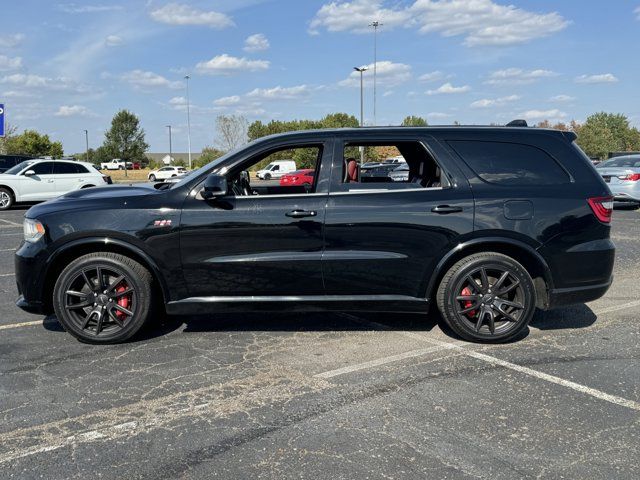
left=40, top=303, right=598, bottom=344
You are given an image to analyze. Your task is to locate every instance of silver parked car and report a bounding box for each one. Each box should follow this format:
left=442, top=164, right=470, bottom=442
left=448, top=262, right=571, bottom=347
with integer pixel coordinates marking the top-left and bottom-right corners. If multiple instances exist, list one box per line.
left=595, top=155, right=640, bottom=203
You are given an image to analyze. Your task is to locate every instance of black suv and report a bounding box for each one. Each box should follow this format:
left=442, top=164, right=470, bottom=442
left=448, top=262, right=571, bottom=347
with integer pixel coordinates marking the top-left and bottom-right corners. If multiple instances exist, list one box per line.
left=15, top=126, right=615, bottom=343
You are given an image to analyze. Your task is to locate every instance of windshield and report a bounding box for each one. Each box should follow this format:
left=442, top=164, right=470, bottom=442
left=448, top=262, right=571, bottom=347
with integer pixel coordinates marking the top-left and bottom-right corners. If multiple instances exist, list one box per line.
left=5, top=160, right=36, bottom=175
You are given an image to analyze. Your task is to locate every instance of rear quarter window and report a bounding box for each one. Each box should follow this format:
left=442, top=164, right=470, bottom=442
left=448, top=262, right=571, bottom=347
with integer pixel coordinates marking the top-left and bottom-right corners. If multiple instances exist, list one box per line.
left=448, top=140, right=570, bottom=186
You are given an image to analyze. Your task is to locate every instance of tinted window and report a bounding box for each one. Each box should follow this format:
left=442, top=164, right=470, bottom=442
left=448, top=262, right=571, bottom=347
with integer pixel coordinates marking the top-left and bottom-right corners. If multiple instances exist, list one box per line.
left=75, top=164, right=89, bottom=173
left=449, top=140, right=570, bottom=186
left=31, top=162, right=54, bottom=175
left=53, top=162, right=79, bottom=174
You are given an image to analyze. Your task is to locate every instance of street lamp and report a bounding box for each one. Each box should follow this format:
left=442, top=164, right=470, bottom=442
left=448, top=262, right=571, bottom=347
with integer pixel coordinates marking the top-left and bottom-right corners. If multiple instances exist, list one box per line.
left=369, top=20, right=383, bottom=126
left=83, top=129, right=89, bottom=162
left=166, top=125, right=173, bottom=164
left=184, top=75, right=192, bottom=170
left=354, top=66, right=368, bottom=164
left=353, top=66, right=367, bottom=127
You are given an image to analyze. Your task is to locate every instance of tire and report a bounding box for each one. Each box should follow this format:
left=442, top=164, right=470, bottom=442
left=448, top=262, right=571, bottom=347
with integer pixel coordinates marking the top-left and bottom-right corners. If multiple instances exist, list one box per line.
left=264, top=173, right=271, bottom=180
left=149, top=174, right=156, bottom=182
left=0, top=187, right=14, bottom=210
left=118, top=166, right=124, bottom=170
left=53, top=252, right=154, bottom=344
left=436, top=252, right=536, bottom=343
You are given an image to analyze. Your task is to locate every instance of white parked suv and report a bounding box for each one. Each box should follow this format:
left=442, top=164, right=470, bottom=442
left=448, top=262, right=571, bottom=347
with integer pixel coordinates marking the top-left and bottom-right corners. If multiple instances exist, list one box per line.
left=256, top=160, right=296, bottom=180
left=0, top=159, right=108, bottom=210
left=148, top=166, right=187, bottom=182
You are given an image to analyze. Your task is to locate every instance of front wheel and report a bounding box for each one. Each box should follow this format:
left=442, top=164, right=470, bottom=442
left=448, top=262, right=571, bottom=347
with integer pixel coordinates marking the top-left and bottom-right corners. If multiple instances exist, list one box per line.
left=149, top=174, right=156, bottom=182
left=263, top=173, right=271, bottom=180
left=53, top=252, right=154, bottom=344
left=0, top=188, right=14, bottom=210
left=436, top=252, right=536, bottom=343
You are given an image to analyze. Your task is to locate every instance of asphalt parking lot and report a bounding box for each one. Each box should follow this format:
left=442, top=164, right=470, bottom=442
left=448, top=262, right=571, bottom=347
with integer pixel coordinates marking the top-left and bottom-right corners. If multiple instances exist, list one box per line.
left=0, top=206, right=638, bottom=479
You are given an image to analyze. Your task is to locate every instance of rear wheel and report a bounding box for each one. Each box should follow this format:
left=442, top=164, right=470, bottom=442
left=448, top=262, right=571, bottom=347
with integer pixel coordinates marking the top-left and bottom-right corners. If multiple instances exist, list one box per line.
left=0, top=188, right=14, bottom=210
left=436, top=252, right=536, bottom=343
left=53, top=252, right=154, bottom=344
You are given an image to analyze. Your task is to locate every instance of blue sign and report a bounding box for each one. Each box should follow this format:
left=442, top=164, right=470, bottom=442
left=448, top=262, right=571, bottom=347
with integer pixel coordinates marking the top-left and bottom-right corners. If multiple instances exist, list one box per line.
left=0, top=104, right=4, bottom=138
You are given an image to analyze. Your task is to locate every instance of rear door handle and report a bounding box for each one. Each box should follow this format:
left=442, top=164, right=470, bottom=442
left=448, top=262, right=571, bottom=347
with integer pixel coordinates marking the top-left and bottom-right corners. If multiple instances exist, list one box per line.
left=431, top=205, right=463, bottom=214
left=286, top=210, right=317, bottom=218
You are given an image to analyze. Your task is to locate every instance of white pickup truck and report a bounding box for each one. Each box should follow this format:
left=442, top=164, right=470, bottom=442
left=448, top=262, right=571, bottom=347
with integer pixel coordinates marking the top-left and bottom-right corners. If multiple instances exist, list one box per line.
left=100, top=159, right=131, bottom=170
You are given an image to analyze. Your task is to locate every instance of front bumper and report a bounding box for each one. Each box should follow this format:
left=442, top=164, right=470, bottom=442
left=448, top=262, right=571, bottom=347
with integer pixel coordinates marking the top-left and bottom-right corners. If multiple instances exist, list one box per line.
left=15, top=295, right=46, bottom=315
left=15, top=239, right=51, bottom=315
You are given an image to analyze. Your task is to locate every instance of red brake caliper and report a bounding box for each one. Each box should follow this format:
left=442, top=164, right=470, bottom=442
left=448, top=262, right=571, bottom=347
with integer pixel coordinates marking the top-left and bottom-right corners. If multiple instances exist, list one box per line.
left=115, top=283, right=130, bottom=320
left=461, top=286, right=476, bottom=317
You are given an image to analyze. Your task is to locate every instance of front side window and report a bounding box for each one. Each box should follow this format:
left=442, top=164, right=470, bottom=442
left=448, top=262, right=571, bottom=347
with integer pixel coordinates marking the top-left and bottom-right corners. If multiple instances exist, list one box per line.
left=449, top=140, right=570, bottom=186
left=227, top=145, right=322, bottom=196
left=30, top=162, right=54, bottom=175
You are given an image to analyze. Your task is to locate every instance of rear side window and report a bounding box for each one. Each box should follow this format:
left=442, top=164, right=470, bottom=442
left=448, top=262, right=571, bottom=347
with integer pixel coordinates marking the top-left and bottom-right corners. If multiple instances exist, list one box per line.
left=449, top=140, right=570, bottom=186
left=53, top=162, right=80, bottom=174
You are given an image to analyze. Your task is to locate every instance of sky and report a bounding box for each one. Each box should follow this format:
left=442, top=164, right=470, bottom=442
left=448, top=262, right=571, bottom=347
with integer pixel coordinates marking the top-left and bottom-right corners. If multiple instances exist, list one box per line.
left=0, top=0, right=639, bottom=154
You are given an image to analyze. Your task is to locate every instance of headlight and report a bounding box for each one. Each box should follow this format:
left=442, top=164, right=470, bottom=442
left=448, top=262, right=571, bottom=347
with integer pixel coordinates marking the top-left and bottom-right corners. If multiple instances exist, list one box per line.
left=23, top=218, right=45, bottom=243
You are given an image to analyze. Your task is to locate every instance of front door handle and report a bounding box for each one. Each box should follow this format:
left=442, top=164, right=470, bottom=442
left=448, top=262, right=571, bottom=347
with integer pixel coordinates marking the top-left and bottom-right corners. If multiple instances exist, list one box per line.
left=431, top=205, right=463, bottom=214
left=286, top=210, right=317, bottom=218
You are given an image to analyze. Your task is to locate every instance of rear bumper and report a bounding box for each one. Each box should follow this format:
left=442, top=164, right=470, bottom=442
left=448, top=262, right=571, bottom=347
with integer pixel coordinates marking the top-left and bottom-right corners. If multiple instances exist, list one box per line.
left=548, top=277, right=613, bottom=309
left=608, top=184, right=640, bottom=202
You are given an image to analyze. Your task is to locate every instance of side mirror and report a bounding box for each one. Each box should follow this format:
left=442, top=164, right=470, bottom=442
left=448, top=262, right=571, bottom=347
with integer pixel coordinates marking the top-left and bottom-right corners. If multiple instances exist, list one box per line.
left=24, top=170, right=36, bottom=177
left=201, top=173, right=228, bottom=200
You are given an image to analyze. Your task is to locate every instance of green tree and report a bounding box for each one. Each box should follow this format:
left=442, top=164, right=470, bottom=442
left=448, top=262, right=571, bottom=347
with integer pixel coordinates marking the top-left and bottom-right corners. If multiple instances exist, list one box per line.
left=575, top=112, right=640, bottom=159
left=3, top=129, right=63, bottom=157
left=194, top=147, right=225, bottom=168
left=102, top=110, right=149, bottom=163
left=401, top=115, right=428, bottom=127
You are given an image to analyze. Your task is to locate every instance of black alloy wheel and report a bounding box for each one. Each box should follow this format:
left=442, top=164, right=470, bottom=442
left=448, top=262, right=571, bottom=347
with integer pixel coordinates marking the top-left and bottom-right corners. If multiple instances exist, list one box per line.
left=437, top=252, right=536, bottom=343
left=53, top=252, right=153, bottom=343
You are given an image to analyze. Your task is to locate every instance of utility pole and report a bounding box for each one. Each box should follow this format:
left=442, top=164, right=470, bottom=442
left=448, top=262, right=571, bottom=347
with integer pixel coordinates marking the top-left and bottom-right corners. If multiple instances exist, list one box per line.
left=83, top=129, right=89, bottom=162
left=369, top=20, right=382, bottom=126
left=166, top=125, right=173, bottom=164
left=184, top=75, right=192, bottom=170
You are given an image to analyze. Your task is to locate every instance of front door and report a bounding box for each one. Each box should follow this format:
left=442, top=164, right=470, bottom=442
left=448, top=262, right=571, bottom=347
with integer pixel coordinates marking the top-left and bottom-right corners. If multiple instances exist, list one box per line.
left=19, top=161, right=56, bottom=201
left=322, top=134, right=475, bottom=298
left=179, top=141, right=333, bottom=298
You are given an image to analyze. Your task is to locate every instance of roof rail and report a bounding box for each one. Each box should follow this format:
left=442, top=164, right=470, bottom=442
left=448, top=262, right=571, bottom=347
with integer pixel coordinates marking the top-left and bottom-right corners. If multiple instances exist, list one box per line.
left=506, top=119, right=528, bottom=127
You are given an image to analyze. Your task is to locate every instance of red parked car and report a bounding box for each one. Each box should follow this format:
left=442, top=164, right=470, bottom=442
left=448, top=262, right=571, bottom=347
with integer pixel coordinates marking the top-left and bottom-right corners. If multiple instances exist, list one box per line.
left=279, top=169, right=315, bottom=187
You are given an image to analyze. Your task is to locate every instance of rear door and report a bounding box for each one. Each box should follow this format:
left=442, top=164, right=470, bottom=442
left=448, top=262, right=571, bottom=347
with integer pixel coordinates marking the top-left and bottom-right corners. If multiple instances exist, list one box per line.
left=52, top=162, right=84, bottom=195
left=322, top=134, right=474, bottom=298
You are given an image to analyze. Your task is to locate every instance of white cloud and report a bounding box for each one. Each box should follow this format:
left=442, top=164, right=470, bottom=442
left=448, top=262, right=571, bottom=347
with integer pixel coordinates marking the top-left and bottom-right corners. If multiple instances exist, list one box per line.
left=382, top=90, right=394, bottom=97
left=0, top=55, right=22, bottom=72
left=58, top=4, right=124, bottom=13
left=195, top=54, right=269, bottom=75
left=574, top=73, right=618, bottom=84
left=105, top=35, right=123, bottom=47
left=244, top=33, right=269, bottom=52
left=519, top=109, right=567, bottom=122
left=246, top=85, right=311, bottom=100
left=0, top=73, right=89, bottom=93
left=150, top=3, right=234, bottom=29
left=419, top=70, right=449, bottom=82
left=470, top=94, right=520, bottom=108
left=339, top=61, right=411, bottom=87
left=310, top=0, right=568, bottom=46
left=118, top=70, right=183, bottom=89
left=550, top=94, right=575, bottom=102
left=0, top=33, right=25, bottom=48
left=213, top=95, right=241, bottom=106
left=54, top=105, right=94, bottom=117
left=485, top=68, right=557, bottom=85
left=426, top=82, right=470, bottom=95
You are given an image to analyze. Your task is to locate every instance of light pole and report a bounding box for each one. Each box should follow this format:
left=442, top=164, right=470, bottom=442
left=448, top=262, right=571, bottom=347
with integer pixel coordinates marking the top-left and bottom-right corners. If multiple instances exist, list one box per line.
left=353, top=66, right=367, bottom=128
left=166, top=125, right=173, bottom=164
left=369, top=20, right=382, bottom=126
left=354, top=66, right=368, bottom=164
left=83, top=129, right=89, bottom=162
left=184, top=75, right=192, bottom=170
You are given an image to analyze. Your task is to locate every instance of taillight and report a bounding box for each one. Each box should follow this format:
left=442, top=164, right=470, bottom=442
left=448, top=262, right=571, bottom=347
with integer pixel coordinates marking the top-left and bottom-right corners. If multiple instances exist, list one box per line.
left=617, top=173, right=640, bottom=181
left=587, top=196, right=613, bottom=223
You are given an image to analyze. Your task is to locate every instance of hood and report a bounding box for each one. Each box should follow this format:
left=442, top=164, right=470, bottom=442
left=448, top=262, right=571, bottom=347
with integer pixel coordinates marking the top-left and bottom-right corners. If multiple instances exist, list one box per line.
left=25, top=184, right=160, bottom=218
